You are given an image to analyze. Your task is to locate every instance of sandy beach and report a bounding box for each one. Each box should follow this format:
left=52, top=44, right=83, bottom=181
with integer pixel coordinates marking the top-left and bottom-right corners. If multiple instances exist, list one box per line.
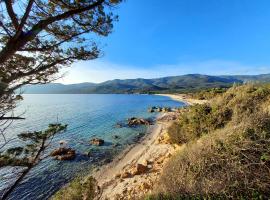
left=92, top=111, right=180, bottom=199
left=156, top=93, right=208, bottom=105
left=92, top=94, right=206, bottom=199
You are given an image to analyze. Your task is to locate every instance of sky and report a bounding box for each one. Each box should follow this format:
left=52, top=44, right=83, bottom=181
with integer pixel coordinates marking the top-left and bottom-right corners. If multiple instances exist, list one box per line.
left=59, top=0, right=270, bottom=84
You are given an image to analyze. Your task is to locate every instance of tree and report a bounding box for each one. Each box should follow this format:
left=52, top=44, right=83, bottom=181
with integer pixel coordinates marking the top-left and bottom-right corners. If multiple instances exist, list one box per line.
left=0, top=0, right=121, bottom=198
left=0, top=124, right=68, bottom=199
left=0, top=0, right=121, bottom=148
left=0, top=0, right=121, bottom=127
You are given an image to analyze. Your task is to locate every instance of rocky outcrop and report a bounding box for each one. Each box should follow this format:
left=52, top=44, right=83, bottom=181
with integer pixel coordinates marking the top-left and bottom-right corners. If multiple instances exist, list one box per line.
left=50, top=147, right=76, bottom=160
left=90, top=138, right=104, bottom=146
left=148, top=106, right=172, bottom=113
left=130, top=164, right=148, bottom=176
left=127, top=117, right=152, bottom=127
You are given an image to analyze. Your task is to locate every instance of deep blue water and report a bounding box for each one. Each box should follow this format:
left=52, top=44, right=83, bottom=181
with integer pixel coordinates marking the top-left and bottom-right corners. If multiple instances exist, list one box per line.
left=0, top=94, right=185, bottom=200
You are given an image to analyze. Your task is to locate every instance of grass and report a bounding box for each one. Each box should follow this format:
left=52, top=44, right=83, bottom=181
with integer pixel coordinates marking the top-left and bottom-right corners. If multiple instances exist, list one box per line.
left=150, top=84, right=270, bottom=199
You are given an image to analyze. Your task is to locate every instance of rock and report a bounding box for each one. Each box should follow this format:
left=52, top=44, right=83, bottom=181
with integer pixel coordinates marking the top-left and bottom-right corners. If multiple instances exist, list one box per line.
left=156, top=107, right=162, bottom=112
left=148, top=108, right=154, bottom=113
left=85, top=151, right=91, bottom=157
left=113, top=143, right=120, bottom=148
left=130, top=163, right=148, bottom=176
left=142, top=159, right=150, bottom=166
left=115, top=123, right=122, bottom=128
left=50, top=147, right=76, bottom=160
left=113, top=135, right=120, bottom=139
left=127, top=117, right=152, bottom=127
left=90, top=138, right=104, bottom=146
left=121, top=172, right=131, bottom=178
left=115, top=173, right=121, bottom=179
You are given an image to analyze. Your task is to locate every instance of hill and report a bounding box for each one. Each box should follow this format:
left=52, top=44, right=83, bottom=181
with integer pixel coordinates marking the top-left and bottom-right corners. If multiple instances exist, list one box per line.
left=20, top=74, right=270, bottom=94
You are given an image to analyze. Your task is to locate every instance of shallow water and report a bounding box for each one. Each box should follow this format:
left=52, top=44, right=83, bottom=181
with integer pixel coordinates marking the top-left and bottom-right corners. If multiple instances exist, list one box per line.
left=0, top=94, right=185, bottom=200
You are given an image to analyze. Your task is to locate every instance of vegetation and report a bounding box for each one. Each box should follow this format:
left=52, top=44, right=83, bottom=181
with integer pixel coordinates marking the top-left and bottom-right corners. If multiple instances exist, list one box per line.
left=0, top=0, right=121, bottom=198
left=53, top=176, right=98, bottom=200
left=0, top=124, right=67, bottom=199
left=151, top=84, right=270, bottom=199
left=21, top=74, right=270, bottom=94
left=188, top=87, right=228, bottom=100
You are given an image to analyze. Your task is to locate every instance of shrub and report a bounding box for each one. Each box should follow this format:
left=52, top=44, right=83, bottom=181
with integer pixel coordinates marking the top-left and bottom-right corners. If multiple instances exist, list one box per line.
left=52, top=176, right=98, bottom=200
left=155, top=84, right=270, bottom=199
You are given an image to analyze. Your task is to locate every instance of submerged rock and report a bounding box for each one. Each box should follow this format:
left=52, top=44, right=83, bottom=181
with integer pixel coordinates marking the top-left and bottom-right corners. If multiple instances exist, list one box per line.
left=113, top=135, right=120, bottom=139
left=90, top=138, right=104, bottom=146
left=115, top=122, right=123, bottom=128
left=50, top=147, right=76, bottom=161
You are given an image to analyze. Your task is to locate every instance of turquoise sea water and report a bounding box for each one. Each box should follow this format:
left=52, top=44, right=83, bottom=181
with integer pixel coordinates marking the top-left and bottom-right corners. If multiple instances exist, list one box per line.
left=0, top=94, right=185, bottom=200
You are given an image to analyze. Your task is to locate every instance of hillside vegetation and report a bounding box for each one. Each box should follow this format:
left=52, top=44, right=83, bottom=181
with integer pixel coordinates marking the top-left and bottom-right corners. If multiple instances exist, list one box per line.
left=21, top=74, right=270, bottom=94
left=149, top=84, right=270, bottom=199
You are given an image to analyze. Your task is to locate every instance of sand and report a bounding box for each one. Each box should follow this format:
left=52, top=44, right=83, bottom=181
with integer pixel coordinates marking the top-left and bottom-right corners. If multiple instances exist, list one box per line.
left=156, top=93, right=208, bottom=105
left=92, top=112, right=178, bottom=200
left=92, top=94, right=205, bottom=199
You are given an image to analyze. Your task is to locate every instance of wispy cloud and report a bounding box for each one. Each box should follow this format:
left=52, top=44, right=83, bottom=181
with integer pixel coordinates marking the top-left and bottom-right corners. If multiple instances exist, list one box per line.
left=57, top=59, right=270, bottom=84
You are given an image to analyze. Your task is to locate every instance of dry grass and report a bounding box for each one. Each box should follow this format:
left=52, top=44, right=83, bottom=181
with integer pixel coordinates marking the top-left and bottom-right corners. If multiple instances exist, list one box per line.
left=152, top=84, right=270, bottom=199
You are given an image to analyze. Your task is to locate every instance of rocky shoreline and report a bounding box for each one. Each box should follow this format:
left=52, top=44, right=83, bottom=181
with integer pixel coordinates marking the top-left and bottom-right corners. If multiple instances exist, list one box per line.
left=92, top=111, right=180, bottom=200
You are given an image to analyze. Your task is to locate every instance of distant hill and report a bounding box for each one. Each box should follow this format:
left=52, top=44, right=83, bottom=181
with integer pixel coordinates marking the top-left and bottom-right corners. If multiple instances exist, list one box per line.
left=20, top=74, right=270, bottom=94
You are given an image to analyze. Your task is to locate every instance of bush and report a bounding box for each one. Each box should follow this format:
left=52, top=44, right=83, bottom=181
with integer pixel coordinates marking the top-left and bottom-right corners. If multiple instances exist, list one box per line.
left=155, top=84, right=270, bottom=199
left=168, top=103, right=232, bottom=144
left=52, top=176, right=98, bottom=200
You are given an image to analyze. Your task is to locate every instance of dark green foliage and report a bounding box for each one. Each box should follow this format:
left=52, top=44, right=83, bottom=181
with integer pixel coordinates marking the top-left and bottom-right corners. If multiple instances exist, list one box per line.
left=0, top=124, right=67, bottom=199
left=0, top=124, right=67, bottom=168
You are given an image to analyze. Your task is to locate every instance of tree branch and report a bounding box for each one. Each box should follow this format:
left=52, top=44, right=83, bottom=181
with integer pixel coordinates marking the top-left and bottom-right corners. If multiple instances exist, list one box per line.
left=4, top=0, right=19, bottom=30
left=16, top=0, right=35, bottom=35
left=0, top=0, right=104, bottom=64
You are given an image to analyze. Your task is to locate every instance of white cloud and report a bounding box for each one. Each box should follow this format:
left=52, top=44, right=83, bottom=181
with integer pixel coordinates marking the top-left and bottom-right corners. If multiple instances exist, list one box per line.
left=56, top=59, right=270, bottom=84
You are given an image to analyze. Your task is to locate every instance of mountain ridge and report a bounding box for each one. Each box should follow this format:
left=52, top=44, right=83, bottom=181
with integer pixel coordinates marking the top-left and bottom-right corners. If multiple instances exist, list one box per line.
left=20, top=73, right=270, bottom=94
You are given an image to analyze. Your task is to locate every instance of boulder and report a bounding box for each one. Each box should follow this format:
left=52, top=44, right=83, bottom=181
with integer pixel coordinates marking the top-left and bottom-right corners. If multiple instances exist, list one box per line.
left=148, top=108, right=154, bottom=113
left=121, top=172, right=131, bottom=178
left=50, top=147, right=76, bottom=160
left=156, top=107, right=162, bottom=112
left=130, top=163, right=148, bottom=176
left=127, top=117, right=152, bottom=127
left=90, top=138, right=104, bottom=146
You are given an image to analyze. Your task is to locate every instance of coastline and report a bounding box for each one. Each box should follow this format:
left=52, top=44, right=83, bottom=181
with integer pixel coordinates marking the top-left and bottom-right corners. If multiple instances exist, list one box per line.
left=156, top=93, right=208, bottom=105
left=92, top=112, right=179, bottom=199
left=90, top=94, right=196, bottom=199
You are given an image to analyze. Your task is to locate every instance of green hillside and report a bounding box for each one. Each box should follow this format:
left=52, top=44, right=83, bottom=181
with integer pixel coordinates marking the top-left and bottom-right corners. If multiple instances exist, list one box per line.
left=21, top=74, right=270, bottom=94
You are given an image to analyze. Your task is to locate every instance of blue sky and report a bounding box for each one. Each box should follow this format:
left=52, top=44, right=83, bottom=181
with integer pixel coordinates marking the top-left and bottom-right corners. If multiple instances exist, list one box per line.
left=60, top=0, right=270, bottom=83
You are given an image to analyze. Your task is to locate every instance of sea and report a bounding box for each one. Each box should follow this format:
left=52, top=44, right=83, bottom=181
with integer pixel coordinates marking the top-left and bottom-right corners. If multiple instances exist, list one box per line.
left=0, top=94, right=185, bottom=200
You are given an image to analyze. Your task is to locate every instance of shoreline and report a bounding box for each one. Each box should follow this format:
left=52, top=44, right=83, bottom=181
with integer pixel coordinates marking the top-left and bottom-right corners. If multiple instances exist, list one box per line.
left=92, top=111, right=180, bottom=199
left=90, top=95, right=193, bottom=199
left=156, top=93, right=208, bottom=105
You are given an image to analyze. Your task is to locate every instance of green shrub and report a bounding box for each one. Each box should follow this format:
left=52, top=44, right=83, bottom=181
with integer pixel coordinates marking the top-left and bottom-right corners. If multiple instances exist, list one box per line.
left=52, top=176, right=98, bottom=200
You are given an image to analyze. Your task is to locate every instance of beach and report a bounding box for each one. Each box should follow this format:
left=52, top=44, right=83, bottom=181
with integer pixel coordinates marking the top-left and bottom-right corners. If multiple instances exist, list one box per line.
left=156, top=93, right=208, bottom=105
left=93, top=112, right=180, bottom=199
left=91, top=94, right=207, bottom=199
left=91, top=94, right=208, bottom=199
